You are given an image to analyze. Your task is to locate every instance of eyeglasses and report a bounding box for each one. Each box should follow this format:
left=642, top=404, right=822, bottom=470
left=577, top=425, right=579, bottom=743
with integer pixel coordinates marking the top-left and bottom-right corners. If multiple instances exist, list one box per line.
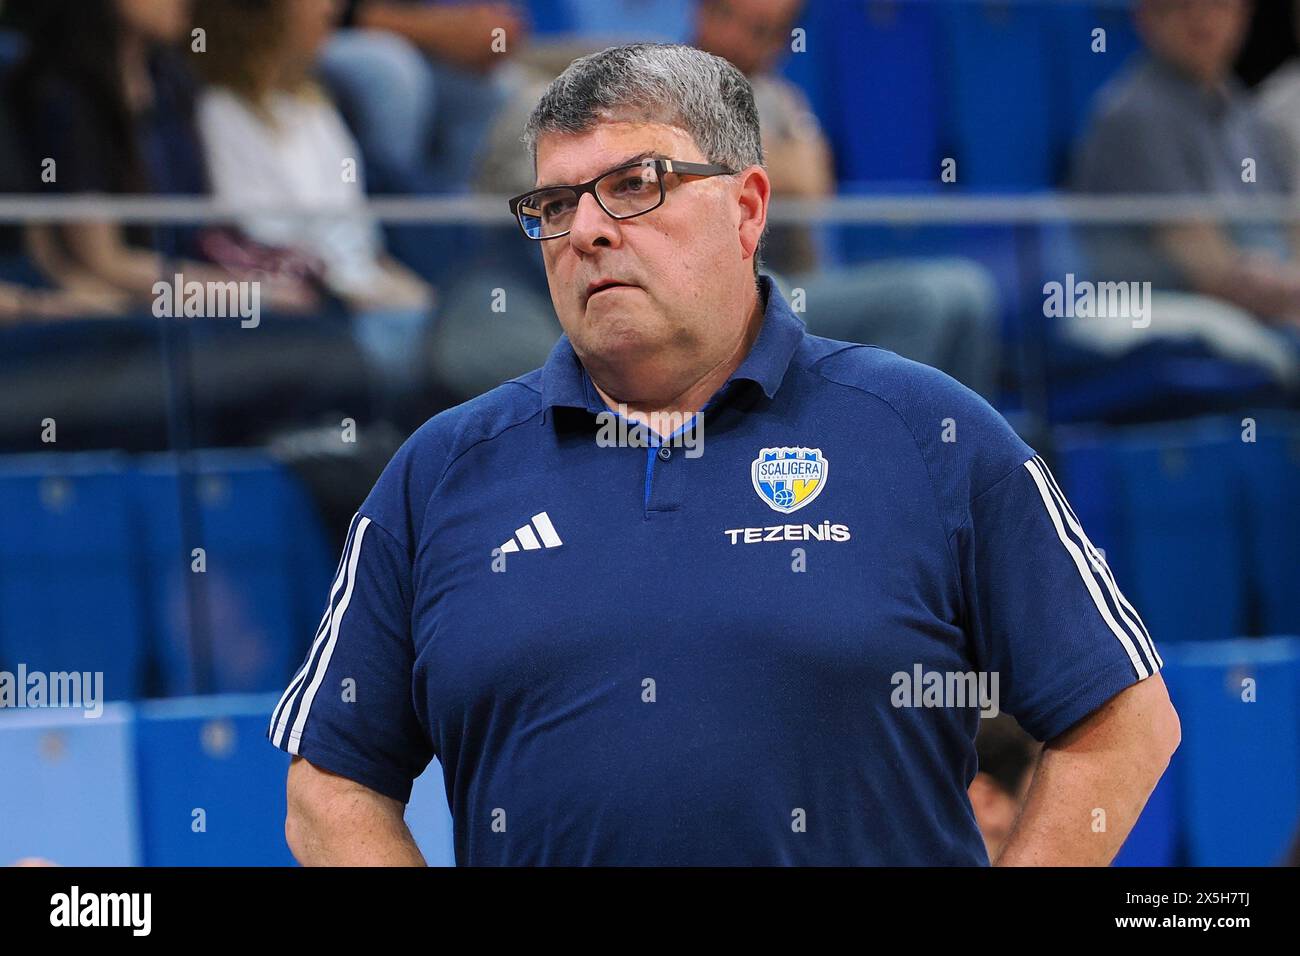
left=508, top=158, right=735, bottom=240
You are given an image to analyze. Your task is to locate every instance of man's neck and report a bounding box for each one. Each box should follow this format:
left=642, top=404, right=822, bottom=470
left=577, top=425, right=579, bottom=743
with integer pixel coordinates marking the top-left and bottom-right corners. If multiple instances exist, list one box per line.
left=591, top=281, right=765, bottom=435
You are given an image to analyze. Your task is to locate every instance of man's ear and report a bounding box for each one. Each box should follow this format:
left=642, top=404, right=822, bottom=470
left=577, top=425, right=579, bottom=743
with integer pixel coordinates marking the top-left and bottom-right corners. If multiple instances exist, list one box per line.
left=736, top=164, right=771, bottom=265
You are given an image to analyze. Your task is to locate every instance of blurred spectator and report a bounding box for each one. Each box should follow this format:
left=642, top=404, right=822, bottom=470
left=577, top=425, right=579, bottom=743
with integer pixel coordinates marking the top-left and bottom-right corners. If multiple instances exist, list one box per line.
left=694, top=0, right=1000, bottom=399
left=969, top=713, right=1040, bottom=864
left=191, top=0, right=435, bottom=399
left=692, top=0, right=830, bottom=274
left=317, top=1, right=525, bottom=193
left=0, top=33, right=125, bottom=321
left=8, top=0, right=307, bottom=310
left=1071, top=0, right=1300, bottom=385
left=0, top=0, right=391, bottom=452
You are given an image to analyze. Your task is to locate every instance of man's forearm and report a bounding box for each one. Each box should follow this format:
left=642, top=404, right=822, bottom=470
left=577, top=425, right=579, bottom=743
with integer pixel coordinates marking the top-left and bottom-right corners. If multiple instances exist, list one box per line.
left=1159, top=222, right=1300, bottom=321
left=993, top=738, right=1164, bottom=865
left=354, top=3, right=460, bottom=55
left=354, top=2, right=522, bottom=64
left=993, top=675, right=1180, bottom=866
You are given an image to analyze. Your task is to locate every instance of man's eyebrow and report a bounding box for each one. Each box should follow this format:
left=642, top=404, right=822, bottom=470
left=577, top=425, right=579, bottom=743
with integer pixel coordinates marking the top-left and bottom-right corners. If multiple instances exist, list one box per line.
left=536, top=151, right=667, bottom=189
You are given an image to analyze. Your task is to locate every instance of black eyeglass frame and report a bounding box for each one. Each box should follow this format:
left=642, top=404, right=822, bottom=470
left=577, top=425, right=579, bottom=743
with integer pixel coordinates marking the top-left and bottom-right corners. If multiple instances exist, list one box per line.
left=507, top=158, right=736, bottom=240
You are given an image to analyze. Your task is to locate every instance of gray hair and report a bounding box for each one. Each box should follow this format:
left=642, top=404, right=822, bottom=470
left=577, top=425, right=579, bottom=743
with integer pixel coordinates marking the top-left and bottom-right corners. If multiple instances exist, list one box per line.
left=521, top=43, right=767, bottom=275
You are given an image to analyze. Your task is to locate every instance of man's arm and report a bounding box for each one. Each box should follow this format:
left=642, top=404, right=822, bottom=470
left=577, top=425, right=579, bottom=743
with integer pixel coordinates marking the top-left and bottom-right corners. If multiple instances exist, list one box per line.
left=994, top=672, right=1181, bottom=866
left=1157, top=222, right=1300, bottom=325
left=352, top=2, right=526, bottom=72
left=285, top=755, right=427, bottom=866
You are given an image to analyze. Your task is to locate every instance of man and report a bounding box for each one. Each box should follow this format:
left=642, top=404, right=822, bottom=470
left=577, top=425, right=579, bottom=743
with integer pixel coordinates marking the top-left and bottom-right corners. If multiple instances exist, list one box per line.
left=468, top=0, right=999, bottom=399
left=1071, top=0, right=1300, bottom=382
left=272, top=43, right=1179, bottom=866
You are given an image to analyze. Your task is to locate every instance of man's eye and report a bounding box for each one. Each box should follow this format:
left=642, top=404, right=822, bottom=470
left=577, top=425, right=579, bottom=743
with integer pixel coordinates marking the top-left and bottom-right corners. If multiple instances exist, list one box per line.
left=542, top=197, right=576, bottom=218
left=610, top=175, right=650, bottom=196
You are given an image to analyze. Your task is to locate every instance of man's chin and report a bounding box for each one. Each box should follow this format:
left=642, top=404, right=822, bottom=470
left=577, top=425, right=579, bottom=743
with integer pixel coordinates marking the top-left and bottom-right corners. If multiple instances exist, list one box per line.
left=580, top=299, right=651, bottom=333
left=576, top=320, right=670, bottom=366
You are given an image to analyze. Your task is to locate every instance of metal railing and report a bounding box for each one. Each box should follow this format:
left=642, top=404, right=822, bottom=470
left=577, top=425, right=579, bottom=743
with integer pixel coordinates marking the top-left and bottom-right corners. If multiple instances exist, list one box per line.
left=0, top=193, right=1297, bottom=225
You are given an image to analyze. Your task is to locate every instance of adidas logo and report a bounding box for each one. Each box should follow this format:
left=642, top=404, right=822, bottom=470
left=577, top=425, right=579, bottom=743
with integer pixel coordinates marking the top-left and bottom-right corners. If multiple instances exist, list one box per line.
left=497, top=511, right=563, bottom=554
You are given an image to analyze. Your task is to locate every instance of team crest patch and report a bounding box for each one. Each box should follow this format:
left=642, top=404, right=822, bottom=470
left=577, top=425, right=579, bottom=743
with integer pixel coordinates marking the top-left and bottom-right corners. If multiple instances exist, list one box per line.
left=751, top=447, right=828, bottom=514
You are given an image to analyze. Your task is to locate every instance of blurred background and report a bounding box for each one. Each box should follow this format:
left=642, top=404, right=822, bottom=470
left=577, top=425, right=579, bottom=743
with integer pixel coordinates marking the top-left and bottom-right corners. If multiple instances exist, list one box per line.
left=1, top=0, right=1298, bottom=867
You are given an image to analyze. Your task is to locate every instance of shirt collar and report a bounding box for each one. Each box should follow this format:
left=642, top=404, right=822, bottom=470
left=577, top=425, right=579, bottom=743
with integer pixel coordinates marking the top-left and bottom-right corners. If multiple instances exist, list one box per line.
left=540, top=272, right=806, bottom=413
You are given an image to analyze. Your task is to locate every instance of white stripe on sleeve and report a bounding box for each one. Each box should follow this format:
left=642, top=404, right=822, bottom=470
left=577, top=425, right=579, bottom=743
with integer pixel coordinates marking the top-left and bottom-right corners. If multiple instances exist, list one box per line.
left=270, top=513, right=362, bottom=742
left=1023, top=458, right=1152, bottom=679
left=277, top=516, right=370, bottom=750
left=1033, top=456, right=1162, bottom=670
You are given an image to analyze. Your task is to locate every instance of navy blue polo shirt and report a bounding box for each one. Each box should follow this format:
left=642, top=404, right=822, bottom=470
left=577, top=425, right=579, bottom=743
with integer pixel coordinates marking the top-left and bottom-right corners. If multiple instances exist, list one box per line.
left=269, top=273, right=1163, bottom=865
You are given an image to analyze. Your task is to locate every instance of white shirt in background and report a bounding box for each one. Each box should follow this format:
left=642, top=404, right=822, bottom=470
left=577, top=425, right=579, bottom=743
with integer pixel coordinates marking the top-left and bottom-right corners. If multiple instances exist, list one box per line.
left=196, top=86, right=384, bottom=297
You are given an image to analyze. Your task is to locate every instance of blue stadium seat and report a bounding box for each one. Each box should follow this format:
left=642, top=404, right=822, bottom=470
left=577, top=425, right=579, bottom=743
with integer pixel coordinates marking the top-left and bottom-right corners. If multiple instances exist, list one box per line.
left=1112, top=421, right=1244, bottom=643
left=1057, top=418, right=1300, bottom=644
left=1112, top=421, right=1242, bottom=639
left=133, top=694, right=295, bottom=865
left=1050, top=429, right=1129, bottom=586
left=549, top=0, right=693, bottom=42
left=1238, top=419, right=1300, bottom=635
left=521, top=0, right=574, bottom=35
left=782, top=0, right=942, bottom=187
left=0, top=705, right=140, bottom=866
left=405, top=759, right=456, bottom=866
left=131, top=451, right=334, bottom=697
left=0, top=452, right=148, bottom=700
left=1053, top=420, right=1246, bottom=644
left=1161, top=638, right=1300, bottom=865
left=1051, top=3, right=1142, bottom=169
left=939, top=2, right=1054, bottom=190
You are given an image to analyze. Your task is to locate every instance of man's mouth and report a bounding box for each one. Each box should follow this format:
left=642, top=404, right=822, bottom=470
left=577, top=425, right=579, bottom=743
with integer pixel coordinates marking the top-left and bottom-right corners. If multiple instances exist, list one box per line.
left=586, top=280, right=640, bottom=301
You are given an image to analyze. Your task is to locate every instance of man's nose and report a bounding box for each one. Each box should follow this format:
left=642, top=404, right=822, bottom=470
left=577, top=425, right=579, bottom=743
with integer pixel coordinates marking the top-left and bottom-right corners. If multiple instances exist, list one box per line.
left=567, top=192, right=622, bottom=254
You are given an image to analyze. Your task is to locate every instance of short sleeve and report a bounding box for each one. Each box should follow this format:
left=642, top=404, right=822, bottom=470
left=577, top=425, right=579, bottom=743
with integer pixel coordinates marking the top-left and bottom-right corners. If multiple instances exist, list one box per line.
left=958, top=453, right=1165, bottom=743
left=267, top=510, right=432, bottom=803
